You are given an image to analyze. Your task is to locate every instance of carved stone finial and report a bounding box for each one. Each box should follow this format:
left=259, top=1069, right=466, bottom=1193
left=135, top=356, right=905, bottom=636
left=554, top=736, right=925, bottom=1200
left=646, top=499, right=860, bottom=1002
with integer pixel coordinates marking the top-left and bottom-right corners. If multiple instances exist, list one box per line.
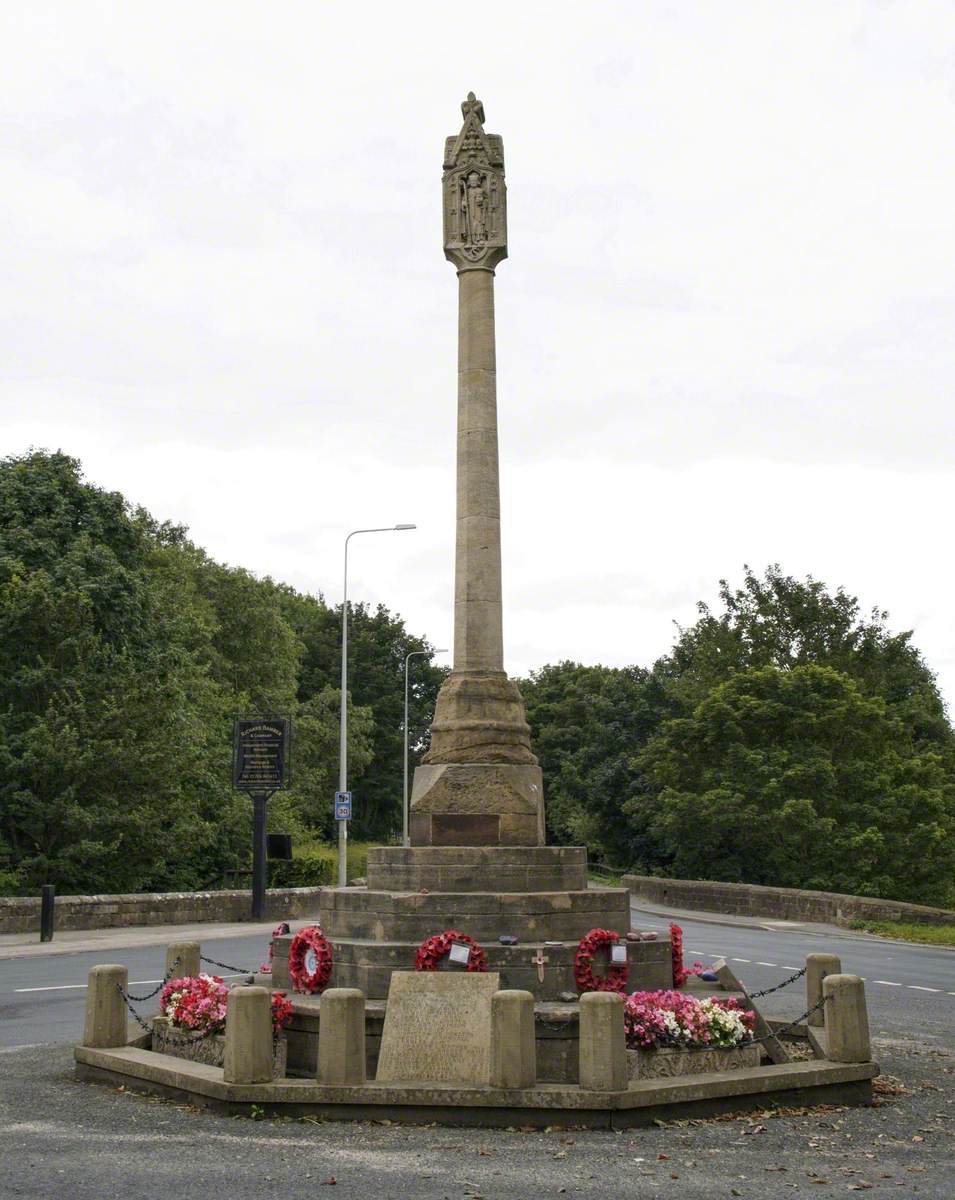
left=443, top=95, right=507, bottom=271
left=461, top=92, right=485, bottom=124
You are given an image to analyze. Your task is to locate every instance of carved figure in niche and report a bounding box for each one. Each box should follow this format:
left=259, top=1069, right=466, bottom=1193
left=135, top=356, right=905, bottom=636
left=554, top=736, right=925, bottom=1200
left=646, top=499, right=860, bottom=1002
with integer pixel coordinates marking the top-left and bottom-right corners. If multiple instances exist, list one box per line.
left=461, top=170, right=487, bottom=246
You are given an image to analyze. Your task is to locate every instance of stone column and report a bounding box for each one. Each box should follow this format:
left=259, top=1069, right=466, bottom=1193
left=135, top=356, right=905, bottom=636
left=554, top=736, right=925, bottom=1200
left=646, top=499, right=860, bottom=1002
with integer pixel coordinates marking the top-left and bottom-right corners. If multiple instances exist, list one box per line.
left=223, top=986, right=273, bottom=1084
left=165, top=941, right=200, bottom=981
left=317, top=988, right=366, bottom=1085
left=82, top=964, right=129, bottom=1048
left=806, top=953, right=841, bottom=1027
left=578, top=991, right=627, bottom=1091
left=410, top=93, right=544, bottom=848
left=823, top=974, right=871, bottom=1063
left=490, top=989, right=536, bottom=1088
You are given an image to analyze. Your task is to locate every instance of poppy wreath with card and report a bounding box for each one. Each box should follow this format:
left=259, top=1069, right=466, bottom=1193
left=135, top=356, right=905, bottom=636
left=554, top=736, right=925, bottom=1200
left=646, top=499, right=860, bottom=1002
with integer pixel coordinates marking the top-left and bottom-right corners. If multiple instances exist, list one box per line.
left=414, top=930, right=487, bottom=972
left=288, top=925, right=333, bottom=993
left=574, top=927, right=629, bottom=994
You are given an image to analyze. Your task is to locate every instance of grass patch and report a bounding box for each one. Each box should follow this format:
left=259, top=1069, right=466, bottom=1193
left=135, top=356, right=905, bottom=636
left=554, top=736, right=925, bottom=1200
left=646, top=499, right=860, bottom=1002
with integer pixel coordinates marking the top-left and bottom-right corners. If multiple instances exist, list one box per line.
left=848, top=918, right=955, bottom=946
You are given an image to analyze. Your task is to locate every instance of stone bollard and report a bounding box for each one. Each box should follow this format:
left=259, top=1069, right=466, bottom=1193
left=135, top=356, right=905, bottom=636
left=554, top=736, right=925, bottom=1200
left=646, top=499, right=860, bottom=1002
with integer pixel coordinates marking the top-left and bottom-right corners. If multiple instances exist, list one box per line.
left=317, top=988, right=366, bottom=1086
left=490, top=990, right=536, bottom=1089
left=223, top=986, right=273, bottom=1084
left=806, top=953, right=841, bottom=1027
left=165, top=940, right=200, bottom=982
left=578, top=991, right=626, bottom=1092
left=83, top=964, right=129, bottom=1048
left=823, top=974, right=871, bottom=1063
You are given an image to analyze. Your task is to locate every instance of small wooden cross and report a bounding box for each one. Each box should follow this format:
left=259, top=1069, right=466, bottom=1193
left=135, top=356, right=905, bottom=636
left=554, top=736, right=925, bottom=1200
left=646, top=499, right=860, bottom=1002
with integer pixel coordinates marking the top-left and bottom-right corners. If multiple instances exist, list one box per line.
left=531, top=947, right=549, bottom=984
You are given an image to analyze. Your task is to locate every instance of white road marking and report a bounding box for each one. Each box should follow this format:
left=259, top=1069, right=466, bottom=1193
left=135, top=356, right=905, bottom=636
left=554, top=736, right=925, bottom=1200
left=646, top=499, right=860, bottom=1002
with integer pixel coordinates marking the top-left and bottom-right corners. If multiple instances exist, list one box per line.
left=756, top=962, right=777, bottom=967
left=874, top=980, right=902, bottom=986
left=14, top=972, right=246, bottom=994
left=731, top=958, right=751, bottom=964
left=780, top=965, right=801, bottom=971
left=907, top=985, right=940, bottom=993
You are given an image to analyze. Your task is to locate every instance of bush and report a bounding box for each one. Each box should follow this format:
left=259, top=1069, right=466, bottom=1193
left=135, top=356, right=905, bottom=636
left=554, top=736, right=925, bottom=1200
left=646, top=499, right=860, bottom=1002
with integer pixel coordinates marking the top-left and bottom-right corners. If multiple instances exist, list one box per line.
left=269, top=840, right=378, bottom=888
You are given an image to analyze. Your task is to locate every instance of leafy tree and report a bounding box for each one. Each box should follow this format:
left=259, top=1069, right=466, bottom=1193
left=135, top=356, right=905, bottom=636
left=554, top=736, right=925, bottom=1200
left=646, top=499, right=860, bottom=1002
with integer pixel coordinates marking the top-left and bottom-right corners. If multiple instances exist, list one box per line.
left=520, top=662, right=671, bottom=865
left=639, top=664, right=955, bottom=905
left=663, top=564, right=952, bottom=750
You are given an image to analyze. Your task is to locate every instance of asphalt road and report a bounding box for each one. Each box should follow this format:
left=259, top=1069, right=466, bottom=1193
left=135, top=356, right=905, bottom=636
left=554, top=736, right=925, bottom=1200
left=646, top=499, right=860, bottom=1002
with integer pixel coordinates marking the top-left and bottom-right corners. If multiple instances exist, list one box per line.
left=2, top=904, right=953, bottom=1050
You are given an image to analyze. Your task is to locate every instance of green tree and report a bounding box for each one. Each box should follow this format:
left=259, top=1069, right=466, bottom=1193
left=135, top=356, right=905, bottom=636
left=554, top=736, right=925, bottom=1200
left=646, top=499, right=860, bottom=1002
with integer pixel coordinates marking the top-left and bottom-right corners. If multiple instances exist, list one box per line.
left=639, top=664, right=955, bottom=905
left=520, top=661, right=670, bottom=865
left=663, top=564, right=952, bottom=750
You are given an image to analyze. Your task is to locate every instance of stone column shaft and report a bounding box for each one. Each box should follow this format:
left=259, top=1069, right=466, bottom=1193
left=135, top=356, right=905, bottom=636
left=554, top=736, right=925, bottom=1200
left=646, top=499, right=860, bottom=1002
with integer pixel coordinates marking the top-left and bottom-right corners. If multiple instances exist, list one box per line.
left=455, top=268, right=504, bottom=672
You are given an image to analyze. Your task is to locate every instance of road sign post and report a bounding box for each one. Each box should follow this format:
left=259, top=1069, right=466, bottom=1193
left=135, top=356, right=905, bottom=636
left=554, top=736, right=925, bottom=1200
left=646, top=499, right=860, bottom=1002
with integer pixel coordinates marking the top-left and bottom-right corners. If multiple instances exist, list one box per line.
left=233, top=718, right=291, bottom=919
left=334, top=791, right=352, bottom=822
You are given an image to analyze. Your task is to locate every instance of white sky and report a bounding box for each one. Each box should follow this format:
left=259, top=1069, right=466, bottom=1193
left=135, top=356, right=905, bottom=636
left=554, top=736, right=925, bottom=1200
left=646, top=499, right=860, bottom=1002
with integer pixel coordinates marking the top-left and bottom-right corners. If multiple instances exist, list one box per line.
left=3, top=1, right=954, bottom=709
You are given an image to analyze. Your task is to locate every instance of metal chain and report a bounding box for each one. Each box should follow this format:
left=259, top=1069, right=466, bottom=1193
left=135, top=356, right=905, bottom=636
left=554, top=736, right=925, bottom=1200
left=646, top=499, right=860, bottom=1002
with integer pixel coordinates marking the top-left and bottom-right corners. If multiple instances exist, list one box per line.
left=125, top=956, right=182, bottom=1003
left=749, top=965, right=807, bottom=999
left=117, top=985, right=154, bottom=1035
left=201, top=954, right=254, bottom=976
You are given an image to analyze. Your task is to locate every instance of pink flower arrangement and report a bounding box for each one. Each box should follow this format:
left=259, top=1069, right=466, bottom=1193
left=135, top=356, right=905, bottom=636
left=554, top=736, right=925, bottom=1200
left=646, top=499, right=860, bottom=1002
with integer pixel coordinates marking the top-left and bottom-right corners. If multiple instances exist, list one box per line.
left=623, top=989, right=756, bottom=1051
left=158, top=974, right=294, bottom=1037
left=159, top=974, right=229, bottom=1033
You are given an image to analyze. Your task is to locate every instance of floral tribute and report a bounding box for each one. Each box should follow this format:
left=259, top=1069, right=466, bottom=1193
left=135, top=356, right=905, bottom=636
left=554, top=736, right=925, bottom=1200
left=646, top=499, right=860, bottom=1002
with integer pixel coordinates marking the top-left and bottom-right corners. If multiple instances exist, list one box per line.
left=414, top=930, right=487, bottom=972
left=669, top=922, right=703, bottom=988
left=158, top=974, right=293, bottom=1036
left=288, top=925, right=334, bottom=993
left=574, top=928, right=629, bottom=994
left=623, top=989, right=756, bottom=1051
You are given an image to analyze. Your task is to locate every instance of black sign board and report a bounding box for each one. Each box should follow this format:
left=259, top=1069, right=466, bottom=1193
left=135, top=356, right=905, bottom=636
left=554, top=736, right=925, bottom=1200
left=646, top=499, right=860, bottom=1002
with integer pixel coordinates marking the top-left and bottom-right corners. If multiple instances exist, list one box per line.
left=232, top=718, right=290, bottom=793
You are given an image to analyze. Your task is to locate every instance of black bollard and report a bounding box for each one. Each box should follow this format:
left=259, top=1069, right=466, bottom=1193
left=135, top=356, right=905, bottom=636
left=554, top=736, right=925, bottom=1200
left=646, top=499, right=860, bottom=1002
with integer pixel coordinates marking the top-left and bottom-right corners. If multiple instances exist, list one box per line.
left=40, top=884, right=55, bottom=943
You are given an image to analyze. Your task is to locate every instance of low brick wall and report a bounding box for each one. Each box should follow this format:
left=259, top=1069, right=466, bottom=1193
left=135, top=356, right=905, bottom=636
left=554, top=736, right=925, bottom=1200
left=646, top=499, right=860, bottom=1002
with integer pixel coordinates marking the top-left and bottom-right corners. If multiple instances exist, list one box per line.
left=622, top=874, right=955, bottom=928
left=0, top=887, right=324, bottom=936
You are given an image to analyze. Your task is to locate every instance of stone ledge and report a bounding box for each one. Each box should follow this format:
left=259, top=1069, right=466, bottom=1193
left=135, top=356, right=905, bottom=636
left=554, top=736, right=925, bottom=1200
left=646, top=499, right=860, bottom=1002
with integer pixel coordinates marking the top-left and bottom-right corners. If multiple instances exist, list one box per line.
left=74, top=1044, right=878, bottom=1129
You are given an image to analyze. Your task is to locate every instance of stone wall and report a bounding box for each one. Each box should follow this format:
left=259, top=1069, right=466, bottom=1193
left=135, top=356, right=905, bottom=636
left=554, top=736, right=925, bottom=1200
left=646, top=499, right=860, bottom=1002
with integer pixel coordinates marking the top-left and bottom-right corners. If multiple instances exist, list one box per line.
left=0, top=887, right=324, bottom=935
left=622, top=874, right=955, bottom=928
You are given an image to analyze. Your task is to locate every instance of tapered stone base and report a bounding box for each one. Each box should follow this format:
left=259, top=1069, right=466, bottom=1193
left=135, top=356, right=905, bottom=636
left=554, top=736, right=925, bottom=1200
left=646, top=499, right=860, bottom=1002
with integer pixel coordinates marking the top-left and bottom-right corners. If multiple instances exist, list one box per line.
left=410, top=763, right=545, bottom=846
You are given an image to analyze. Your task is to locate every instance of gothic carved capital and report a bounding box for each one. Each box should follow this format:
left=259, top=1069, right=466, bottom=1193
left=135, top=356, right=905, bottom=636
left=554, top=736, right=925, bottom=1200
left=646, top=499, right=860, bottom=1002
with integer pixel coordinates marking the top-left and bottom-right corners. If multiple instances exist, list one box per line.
left=443, top=92, right=507, bottom=272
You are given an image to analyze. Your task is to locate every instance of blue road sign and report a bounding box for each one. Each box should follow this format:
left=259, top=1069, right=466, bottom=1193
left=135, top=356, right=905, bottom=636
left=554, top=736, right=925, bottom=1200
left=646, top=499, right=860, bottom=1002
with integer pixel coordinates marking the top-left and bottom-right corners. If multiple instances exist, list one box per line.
left=334, top=791, right=352, bottom=820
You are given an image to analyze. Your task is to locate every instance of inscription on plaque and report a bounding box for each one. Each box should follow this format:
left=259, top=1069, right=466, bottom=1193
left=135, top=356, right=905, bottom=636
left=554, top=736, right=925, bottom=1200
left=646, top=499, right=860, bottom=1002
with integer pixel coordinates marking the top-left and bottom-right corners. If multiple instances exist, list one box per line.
left=233, top=718, right=290, bottom=792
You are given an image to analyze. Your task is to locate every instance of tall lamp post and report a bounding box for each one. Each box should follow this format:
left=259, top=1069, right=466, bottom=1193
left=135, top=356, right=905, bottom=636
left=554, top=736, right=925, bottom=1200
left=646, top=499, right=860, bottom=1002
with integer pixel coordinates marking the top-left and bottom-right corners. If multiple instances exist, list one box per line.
left=339, top=524, right=416, bottom=887
left=403, top=648, right=448, bottom=847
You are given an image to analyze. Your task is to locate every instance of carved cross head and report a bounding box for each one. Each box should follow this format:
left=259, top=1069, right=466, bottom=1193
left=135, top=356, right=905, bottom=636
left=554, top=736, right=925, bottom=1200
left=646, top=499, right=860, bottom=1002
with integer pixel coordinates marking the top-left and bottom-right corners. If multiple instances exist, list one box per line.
left=461, top=91, right=485, bottom=124
left=443, top=94, right=507, bottom=271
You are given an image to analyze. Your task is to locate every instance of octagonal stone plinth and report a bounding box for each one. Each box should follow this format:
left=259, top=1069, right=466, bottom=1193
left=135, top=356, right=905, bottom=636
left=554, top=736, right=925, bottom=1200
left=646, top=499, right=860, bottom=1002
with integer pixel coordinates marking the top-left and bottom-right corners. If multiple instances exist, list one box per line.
left=366, top=846, right=587, bottom=893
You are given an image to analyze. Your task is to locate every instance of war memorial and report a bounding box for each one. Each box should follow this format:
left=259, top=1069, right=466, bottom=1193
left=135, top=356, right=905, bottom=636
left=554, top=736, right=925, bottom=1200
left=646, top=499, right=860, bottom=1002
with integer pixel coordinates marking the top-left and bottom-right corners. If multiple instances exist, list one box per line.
left=74, top=95, right=878, bottom=1128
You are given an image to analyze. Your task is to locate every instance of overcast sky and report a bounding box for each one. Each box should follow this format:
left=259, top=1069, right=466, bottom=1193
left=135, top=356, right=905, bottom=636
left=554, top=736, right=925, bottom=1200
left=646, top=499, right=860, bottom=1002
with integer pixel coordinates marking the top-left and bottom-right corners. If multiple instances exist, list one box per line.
left=3, top=2, right=954, bottom=708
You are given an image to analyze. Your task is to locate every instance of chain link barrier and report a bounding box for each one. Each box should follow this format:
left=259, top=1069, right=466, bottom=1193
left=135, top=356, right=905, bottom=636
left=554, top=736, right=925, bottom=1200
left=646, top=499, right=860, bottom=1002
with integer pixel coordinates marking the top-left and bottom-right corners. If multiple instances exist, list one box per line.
left=124, top=956, right=182, bottom=1003
left=748, top=964, right=807, bottom=999
left=201, top=954, right=254, bottom=976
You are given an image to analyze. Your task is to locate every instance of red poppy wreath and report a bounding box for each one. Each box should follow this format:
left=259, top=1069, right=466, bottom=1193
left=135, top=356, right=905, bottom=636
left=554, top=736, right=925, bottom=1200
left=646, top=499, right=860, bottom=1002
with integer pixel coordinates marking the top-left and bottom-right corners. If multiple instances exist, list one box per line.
left=574, top=927, right=629, bottom=994
left=288, top=925, right=333, bottom=993
left=414, top=930, right=488, bottom=972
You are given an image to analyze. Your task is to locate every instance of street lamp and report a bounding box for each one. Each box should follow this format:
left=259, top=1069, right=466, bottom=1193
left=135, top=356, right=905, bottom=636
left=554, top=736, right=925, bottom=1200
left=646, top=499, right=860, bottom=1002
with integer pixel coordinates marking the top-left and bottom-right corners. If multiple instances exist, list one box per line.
left=338, top=525, right=416, bottom=888
left=403, top=648, right=449, bottom=847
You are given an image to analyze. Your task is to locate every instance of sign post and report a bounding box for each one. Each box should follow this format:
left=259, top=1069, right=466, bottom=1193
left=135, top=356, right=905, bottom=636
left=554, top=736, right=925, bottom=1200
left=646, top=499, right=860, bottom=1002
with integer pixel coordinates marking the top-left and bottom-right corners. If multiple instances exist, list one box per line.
left=233, top=718, right=291, bottom=919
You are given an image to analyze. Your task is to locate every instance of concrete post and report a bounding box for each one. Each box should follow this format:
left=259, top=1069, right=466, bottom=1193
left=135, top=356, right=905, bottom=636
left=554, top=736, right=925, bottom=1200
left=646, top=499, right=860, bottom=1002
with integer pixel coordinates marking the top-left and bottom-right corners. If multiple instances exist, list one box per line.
left=490, top=989, right=536, bottom=1089
left=823, top=974, right=871, bottom=1063
left=317, top=988, right=366, bottom=1086
left=806, top=953, right=842, bottom=1027
left=578, top=991, right=627, bottom=1092
left=223, top=986, right=273, bottom=1084
left=83, top=964, right=129, bottom=1048
left=165, top=940, right=201, bottom=981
